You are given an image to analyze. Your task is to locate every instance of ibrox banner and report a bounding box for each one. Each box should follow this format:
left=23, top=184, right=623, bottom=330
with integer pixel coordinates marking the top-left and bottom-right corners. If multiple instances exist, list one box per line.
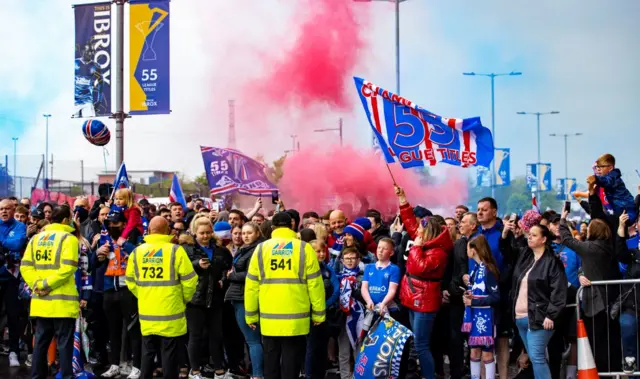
left=200, top=146, right=278, bottom=196
left=477, top=148, right=510, bottom=187
left=130, top=0, right=170, bottom=115
left=526, top=163, right=552, bottom=192
left=556, top=178, right=577, bottom=200
left=354, top=77, right=494, bottom=169
left=73, top=2, right=112, bottom=118
left=353, top=314, right=413, bottom=379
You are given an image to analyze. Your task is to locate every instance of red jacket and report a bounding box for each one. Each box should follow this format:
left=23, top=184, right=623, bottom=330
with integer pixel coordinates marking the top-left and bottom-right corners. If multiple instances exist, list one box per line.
left=399, top=226, right=453, bottom=313
left=121, top=206, right=144, bottom=240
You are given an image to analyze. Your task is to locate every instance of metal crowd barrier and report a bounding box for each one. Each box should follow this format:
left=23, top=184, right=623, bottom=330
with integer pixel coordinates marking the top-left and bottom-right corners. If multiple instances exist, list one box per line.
left=576, top=279, right=640, bottom=378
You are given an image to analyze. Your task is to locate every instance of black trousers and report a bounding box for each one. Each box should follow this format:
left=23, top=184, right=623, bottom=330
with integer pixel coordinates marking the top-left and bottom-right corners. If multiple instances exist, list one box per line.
left=31, top=317, right=75, bottom=379
left=186, top=304, right=224, bottom=370
left=103, top=288, right=141, bottom=368
left=305, top=322, right=329, bottom=379
left=263, top=335, right=306, bottom=379
left=447, top=302, right=466, bottom=379
left=141, top=335, right=183, bottom=379
left=87, top=292, right=109, bottom=363
left=223, top=301, right=246, bottom=369
left=0, top=279, right=22, bottom=354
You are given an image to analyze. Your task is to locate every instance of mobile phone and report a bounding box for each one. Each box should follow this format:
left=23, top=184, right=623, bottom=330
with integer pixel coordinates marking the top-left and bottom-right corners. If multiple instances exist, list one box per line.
left=564, top=201, right=571, bottom=214
left=271, top=191, right=279, bottom=205
left=510, top=213, right=517, bottom=222
left=201, top=258, right=210, bottom=263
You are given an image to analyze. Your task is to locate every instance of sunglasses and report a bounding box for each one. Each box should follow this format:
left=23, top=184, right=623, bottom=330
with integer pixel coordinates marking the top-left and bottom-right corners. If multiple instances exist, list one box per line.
left=420, top=217, right=432, bottom=228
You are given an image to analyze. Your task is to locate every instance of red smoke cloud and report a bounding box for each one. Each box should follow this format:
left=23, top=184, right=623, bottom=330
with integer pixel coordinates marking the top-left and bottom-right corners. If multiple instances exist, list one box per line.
left=278, top=146, right=468, bottom=219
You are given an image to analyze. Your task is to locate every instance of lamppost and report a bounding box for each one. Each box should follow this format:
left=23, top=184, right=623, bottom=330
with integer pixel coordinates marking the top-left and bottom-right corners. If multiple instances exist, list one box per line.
left=354, top=0, right=407, bottom=147
left=462, top=72, right=522, bottom=198
left=314, top=118, right=344, bottom=146
left=290, top=135, right=297, bottom=153
left=517, top=111, right=560, bottom=203
left=43, top=114, right=51, bottom=188
left=12, top=138, right=18, bottom=193
left=549, top=132, right=582, bottom=180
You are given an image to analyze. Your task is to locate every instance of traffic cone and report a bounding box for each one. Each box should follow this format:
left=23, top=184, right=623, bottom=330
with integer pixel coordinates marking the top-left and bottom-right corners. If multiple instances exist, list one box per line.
left=576, top=319, right=598, bottom=379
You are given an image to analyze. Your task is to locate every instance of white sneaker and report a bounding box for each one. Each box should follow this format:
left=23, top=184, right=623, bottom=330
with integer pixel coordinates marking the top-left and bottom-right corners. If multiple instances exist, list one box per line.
left=214, top=372, right=226, bottom=379
left=189, top=370, right=204, bottom=379
left=120, top=362, right=132, bottom=376
left=127, top=367, right=141, bottom=379
left=8, top=352, right=19, bottom=367
left=101, top=364, right=120, bottom=378
left=25, top=354, right=32, bottom=367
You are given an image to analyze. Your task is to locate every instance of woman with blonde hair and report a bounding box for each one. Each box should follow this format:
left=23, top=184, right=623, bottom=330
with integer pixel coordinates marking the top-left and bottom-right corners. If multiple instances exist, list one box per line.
left=182, top=217, right=232, bottom=379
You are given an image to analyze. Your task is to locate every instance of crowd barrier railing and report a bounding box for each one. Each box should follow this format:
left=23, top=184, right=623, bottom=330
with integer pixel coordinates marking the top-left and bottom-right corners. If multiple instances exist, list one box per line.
left=576, top=278, right=640, bottom=378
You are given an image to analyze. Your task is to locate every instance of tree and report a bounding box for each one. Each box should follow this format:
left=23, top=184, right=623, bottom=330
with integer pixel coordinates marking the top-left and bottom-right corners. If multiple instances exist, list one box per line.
left=194, top=173, right=209, bottom=187
left=265, top=155, right=286, bottom=184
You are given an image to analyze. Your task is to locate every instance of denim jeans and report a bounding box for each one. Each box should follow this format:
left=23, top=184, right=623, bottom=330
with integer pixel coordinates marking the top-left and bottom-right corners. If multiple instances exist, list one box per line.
left=305, top=322, right=329, bottom=379
left=232, top=301, right=264, bottom=377
left=408, top=310, right=436, bottom=379
left=515, top=317, right=554, bottom=379
left=620, top=311, right=640, bottom=359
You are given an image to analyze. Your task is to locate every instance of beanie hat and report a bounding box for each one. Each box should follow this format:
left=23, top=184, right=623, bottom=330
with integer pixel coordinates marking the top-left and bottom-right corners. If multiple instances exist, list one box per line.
left=343, top=218, right=371, bottom=242
left=272, top=212, right=293, bottom=228
left=518, top=210, right=542, bottom=233
left=213, top=221, right=232, bottom=240
left=413, top=206, right=433, bottom=219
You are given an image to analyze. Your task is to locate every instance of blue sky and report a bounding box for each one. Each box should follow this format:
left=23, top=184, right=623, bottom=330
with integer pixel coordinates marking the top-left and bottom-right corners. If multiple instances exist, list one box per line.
left=0, top=0, right=638, bottom=194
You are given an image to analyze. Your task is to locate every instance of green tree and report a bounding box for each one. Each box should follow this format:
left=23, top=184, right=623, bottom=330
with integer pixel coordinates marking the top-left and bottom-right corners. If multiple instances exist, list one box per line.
left=506, top=193, right=529, bottom=214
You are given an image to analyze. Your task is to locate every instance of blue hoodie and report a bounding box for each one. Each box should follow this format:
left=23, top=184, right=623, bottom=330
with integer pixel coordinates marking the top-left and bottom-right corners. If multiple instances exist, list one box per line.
left=320, top=262, right=340, bottom=308
left=0, top=219, right=27, bottom=281
left=596, top=168, right=636, bottom=221
left=477, top=219, right=506, bottom=275
left=552, top=242, right=581, bottom=288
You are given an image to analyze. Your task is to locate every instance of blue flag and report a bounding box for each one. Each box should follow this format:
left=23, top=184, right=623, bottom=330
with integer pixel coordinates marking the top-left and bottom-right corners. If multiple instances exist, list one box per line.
left=169, top=174, right=187, bottom=209
left=353, top=313, right=413, bottom=379
left=200, top=146, right=278, bottom=197
left=112, top=162, right=129, bottom=191
left=354, top=77, right=494, bottom=168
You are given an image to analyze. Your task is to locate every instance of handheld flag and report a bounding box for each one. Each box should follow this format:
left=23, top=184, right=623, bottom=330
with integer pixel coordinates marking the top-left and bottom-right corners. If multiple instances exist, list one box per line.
left=169, top=174, right=188, bottom=209
left=354, top=77, right=494, bottom=169
left=200, top=146, right=278, bottom=196
left=110, top=162, right=129, bottom=200
left=532, top=192, right=539, bottom=212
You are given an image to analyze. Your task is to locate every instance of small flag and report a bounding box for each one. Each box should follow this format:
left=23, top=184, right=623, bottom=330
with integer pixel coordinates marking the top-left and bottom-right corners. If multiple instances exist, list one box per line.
left=111, top=162, right=129, bottom=198
left=532, top=192, right=539, bottom=212
left=169, top=174, right=188, bottom=209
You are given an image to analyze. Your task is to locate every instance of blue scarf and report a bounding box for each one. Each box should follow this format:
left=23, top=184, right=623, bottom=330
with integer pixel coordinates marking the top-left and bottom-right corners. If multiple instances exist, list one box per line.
left=339, top=266, right=364, bottom=349
left=462, top=263, right=495, bottom=347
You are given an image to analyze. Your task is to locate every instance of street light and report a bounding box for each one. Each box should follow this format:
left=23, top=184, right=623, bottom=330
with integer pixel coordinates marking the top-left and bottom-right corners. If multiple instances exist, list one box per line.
left=354, top=0, right=408, bottom=147
left=549, top=132, right=582, bottom=180
left=12, top=138, right=18, bottom=192
left=314, top=118, right=344, bottom=146
left=462, top=71, right=522, bottom=198
left=43, top=114, right=51, bottom=189
left=517, top=111, right=560, bottom=204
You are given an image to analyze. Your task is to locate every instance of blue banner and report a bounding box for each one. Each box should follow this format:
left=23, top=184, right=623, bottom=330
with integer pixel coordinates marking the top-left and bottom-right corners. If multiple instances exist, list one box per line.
left=73, top=2, right=112, bottom=118
left=200, top=146, right=278, bottom=196
left=354, top=77, right=494, bottom=169
left=476, top=167, right=490, bottom=188
left=129, top=0, right=170, bottom=115
left=353, top=314, right=413, bottom=379
left=556, top=178, right=577, bottom=200
left=526, top=163, right=552, bottom=192
left=494, top=148, right=510, bottom=186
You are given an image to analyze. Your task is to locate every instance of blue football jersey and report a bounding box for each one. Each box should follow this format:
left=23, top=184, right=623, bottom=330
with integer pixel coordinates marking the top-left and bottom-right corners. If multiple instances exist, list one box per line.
left=75, top=58, right=101, bottom=105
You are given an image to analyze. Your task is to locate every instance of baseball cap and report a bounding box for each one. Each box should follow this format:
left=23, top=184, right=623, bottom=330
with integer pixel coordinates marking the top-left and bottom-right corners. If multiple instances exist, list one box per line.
left=31, top=209, right=45, bottom=220
left=272, top=212, right=293, bottom=228
left=105, top=209, right=126, bottom=224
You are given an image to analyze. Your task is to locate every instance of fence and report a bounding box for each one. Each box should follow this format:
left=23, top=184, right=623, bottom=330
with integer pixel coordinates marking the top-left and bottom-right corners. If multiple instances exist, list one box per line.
left=577, top=279, right=640, bottom=378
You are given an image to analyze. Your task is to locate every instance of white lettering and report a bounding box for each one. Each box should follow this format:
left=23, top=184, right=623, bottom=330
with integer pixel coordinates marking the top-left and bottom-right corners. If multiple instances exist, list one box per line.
left=94, top=18, right=110, bottom=33
left=92, top=9, right=111, bottom=86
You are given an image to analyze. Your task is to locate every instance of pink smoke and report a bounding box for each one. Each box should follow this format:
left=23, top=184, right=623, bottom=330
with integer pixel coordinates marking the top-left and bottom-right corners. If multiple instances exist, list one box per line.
left=278, top=146, right=469, bottom=219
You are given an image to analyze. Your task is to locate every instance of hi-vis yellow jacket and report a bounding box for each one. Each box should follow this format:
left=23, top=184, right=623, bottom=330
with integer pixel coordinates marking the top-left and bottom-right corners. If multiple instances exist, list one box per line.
left=126, top=234, right=197, bottom=337
left=244, top=228, right=326, bottom=336
left=22, top=223, right=80, bottom=319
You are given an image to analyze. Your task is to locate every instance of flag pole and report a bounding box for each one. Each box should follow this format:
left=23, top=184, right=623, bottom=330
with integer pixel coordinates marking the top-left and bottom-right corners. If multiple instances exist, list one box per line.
left=385, top=163, right=397, bottom=185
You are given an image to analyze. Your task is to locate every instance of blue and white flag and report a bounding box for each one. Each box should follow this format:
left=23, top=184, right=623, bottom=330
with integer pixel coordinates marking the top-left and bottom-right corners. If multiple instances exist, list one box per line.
left=110, top=162, right=129, bottom=200
left=200, top=146, right=277, bottom=196
left=169, top=174, right=187, bottom=209
left=494, top=148, right=510, bottom=186
left=526, top=163, right=552, bottom=192
left=353, top=313, right=413, bottom=379
left=354, top=77, right=494, bottom=168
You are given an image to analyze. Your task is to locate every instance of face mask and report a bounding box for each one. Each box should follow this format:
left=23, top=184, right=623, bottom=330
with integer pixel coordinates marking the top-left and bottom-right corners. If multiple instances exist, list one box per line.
left=108, top=226, right=123, bottom=239
left=74, top=206, right=89, bottom=223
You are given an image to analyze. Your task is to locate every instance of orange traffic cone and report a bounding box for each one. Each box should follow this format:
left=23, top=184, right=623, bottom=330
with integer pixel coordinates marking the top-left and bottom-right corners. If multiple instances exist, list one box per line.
left=576, top=319, right=598, bottom=379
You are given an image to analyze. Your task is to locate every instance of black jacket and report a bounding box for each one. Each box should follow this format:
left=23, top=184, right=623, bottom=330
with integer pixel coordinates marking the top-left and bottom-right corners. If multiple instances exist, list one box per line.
left=371, top=224, right=390, bottom=243
left=225, top=239, right=262, bottom=302
left=184, top=240, right=232, bottom=308
left=447, top=235, right=471, bottom=299
left=511, top=246, right=568, bottom=330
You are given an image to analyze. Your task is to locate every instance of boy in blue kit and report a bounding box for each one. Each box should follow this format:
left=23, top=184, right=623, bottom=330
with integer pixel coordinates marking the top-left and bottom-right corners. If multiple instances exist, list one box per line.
left=362, top=238, right=401, bottom=315
left=590, top=153, right=636, bottom=222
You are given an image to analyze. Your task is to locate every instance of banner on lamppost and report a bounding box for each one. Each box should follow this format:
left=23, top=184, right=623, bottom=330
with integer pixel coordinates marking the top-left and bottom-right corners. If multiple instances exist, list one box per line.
left=73, top=2, right=112, bottom=118
left=526, top=163, right=552, bottom=192
left=556, top=178, right=577, bottom=200
left=476, top=166, right=490, bottom=187
left=493, top=148, right=510, bottom=186
left=129, top=0, right=170, bottom=115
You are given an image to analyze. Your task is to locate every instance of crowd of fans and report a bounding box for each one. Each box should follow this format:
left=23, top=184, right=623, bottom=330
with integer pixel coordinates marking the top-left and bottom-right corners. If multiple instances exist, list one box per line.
left=0, top=152, right=638, bottom=379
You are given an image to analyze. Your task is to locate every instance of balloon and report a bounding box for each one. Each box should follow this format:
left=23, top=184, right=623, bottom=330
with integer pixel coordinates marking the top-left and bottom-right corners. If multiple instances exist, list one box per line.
left=81, top=119, right=110, bottom=146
